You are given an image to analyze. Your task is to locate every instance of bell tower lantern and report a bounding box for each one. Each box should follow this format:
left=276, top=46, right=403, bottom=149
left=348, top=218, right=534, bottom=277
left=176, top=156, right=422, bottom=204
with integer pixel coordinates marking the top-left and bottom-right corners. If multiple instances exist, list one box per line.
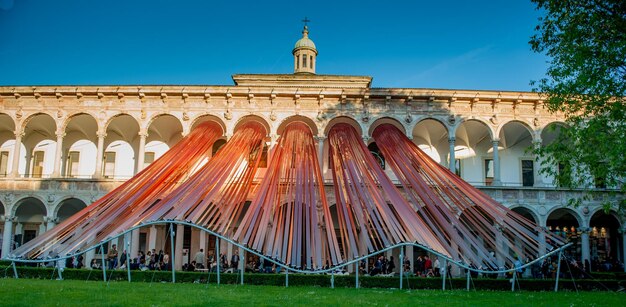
left=293, top=18, right=317, bottom=74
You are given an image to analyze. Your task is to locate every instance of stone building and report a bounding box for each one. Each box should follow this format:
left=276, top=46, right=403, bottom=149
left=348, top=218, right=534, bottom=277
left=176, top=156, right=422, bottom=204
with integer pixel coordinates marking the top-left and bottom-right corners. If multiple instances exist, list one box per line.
left=0, top=25, right=623, bottom=272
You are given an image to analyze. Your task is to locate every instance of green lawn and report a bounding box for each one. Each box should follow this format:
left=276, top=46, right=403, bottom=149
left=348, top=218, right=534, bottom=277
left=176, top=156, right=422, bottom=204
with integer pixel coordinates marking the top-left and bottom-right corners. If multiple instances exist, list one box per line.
left=0, top=278, right=621, bottom=306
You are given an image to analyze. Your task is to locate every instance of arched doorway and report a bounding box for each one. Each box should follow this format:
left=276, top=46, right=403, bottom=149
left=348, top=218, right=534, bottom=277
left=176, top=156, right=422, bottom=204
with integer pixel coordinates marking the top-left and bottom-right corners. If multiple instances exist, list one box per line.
left=589, top=210, right=622, bottom=271
left=547, top=208, right=581, bottom=260
left=13, top=197, right=47, bottom=248
left=56, top=198, right=87, bottom=223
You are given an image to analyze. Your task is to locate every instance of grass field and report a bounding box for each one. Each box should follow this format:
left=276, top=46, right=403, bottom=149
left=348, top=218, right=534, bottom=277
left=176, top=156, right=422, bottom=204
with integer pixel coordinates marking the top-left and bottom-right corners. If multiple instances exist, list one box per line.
left=0, top=278, right=621, bottom=306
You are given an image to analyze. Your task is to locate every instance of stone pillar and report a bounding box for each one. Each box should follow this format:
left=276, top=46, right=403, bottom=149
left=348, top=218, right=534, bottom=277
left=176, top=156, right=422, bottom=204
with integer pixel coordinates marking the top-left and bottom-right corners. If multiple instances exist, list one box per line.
left=94, top=132, right=106, bottom=179
left=175, top=224, right=184, bottom=270
left=131, top=229, right=140, bottom=258
left=316, top=136, right=325, bottom=173
left=10, top=131, right=23, bottom=178
left=52, top=132, right=65, bottom=178
left=1, top=215, right=16, bottom=258
left=580, top=226, right=591, bottom=265
left=199, top=230, right=206, bottom=254
left=532, top=140, right=545, bottom=187
left=492, top=139, right=502, bottom=186
left=136, top=131, right=147, bottom=173
left=85, top=248, right=95, bottom=268
left=448, top=137, right=456, bottom=173
left=495, top=224, right=505, bottom=275
left=148, top=225, right=157, bottom=251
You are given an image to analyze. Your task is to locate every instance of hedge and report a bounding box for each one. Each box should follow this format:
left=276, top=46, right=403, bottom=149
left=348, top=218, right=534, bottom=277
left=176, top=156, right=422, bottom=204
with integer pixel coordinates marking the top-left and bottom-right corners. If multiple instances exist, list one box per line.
left=1, top=265, right=623, bottom=291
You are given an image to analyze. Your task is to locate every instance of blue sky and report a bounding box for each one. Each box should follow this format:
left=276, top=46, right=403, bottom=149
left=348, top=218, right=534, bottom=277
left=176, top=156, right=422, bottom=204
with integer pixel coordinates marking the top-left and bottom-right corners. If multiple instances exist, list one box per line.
left=0, top=0, right=547, bottom=91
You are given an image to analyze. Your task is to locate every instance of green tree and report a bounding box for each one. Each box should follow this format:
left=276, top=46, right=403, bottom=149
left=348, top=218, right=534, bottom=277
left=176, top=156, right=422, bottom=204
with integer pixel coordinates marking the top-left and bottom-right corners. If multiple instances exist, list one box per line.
left=529, top=0, right=626, bottom=211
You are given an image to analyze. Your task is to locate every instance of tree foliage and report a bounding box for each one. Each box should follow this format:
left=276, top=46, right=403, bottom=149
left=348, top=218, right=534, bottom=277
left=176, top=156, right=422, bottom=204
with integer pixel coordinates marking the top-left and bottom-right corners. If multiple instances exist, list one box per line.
left=530, top=0, right=626, bottom=211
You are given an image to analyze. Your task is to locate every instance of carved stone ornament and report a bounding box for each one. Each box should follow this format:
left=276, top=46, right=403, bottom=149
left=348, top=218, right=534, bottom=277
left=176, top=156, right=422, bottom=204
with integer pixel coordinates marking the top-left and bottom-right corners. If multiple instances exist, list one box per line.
left=404, top=114, right=412, bottom=124
left=182, top=112, right=189, bottom=121
left=533, top=117, right=540, bottom=127
left=57, top=109, right=63, bottom=118
left=269, top=111, right=277, bottom=122
left=490, top=114, right=498, bottom=125
left=47, top=194, right=56, bottom=203
left=141, top=109, right=147, bottom=119
left=16, top=107, right=22, bottom=119
left=448, top=115, right=456, bottom=125
left=224, top=110, right=232, bottom=120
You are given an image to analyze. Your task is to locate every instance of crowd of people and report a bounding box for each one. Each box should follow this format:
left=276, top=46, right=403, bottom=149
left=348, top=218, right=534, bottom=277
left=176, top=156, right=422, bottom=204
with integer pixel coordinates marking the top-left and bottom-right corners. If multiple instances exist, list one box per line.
left=40, top=245, right=625, bottom=281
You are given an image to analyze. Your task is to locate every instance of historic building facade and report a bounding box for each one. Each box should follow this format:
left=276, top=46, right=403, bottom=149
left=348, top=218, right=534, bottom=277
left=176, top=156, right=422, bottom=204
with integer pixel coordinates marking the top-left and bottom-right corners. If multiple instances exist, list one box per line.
left=0, top=26, right=624, bottom=272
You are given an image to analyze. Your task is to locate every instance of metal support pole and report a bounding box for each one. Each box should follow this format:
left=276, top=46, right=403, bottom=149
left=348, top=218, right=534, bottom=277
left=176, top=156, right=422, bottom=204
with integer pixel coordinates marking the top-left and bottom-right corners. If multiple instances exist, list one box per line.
left=216, top=237, right=220, bottom=285
left=466, top=269, right=470, bottom=291
left=285, top=268, right=289, bottom=287
left=126, top=236, right=131, bottom=283
left=170, top=224, right=175, bottom=283
left=554, top=250, right=563, bottom=292
left=442, top=259, right=447, bottom=290
left=511, top=271, right=516, bottom=292
left=355, top=262, right=359, bottom=288
left=331, top=272, right=335, bottom=289
left=12, top=261, right=18, bottom=279
left=240, top=249, right=244, bottom=285
left=100, top=244, right=107, bottom=282
left=400, top=247, right=404, bottom=289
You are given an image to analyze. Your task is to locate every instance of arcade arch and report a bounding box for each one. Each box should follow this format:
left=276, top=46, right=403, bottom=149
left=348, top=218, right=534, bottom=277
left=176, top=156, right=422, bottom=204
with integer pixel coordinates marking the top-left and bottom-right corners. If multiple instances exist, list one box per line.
left=103, top=114, right=139, bottom=179
left=497, top=121, right=535, bottom=187
left=63, top=113, right=98, bottom=178
left=13, top=197, right=47, bottom=247
left=22, top=113, right=57, bottom=178
left=455, top=119, right=493, bottom=185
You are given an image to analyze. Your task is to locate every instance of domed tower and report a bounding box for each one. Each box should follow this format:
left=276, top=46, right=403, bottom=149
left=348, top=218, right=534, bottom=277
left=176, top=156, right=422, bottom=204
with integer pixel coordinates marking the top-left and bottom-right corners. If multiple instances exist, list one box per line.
left=293, top=24, right=317, bottom=74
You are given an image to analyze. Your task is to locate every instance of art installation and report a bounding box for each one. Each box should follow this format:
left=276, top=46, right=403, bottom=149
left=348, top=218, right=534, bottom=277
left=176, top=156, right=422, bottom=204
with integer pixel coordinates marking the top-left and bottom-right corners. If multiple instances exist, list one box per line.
left=10, top=120, right=564, bottom=271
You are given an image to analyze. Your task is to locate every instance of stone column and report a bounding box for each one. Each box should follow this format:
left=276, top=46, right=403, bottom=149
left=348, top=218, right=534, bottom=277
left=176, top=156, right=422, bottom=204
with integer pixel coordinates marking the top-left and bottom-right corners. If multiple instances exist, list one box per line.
left=148, top=225, right=157, bottom=251
left=175, top=224, right=184, bottom=270
left=10, top=131, right=23, bottom=178
left=495, top=224, right=505, bottom=276
left=1, top=215, right=16, bottom=258
left=199, top=230, right=206, bottom=254
left=136, top=131, right=147, bottom=173
left=52, top=132, right=65, bottom=178
left=448, top=137, right=456, bottom=173
left=94, top=132, right=106, bottom=179
left=492, top=139, right=502, bottom=186
left=131, top=229, right=140, bottom=258
left=316, top=136, right=325, bottom=173
left=85, top=248, right=95, bottom=268
left=580, top=226, right=591, bottom=265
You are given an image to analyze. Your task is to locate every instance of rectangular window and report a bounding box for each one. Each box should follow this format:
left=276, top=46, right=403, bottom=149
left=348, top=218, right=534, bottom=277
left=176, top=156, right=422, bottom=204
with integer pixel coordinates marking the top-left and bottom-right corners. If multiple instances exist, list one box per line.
left=310, top=55, right=313, bottom=69
left=296, top=56, right=300, bottom=69
left=303, top=54, right=307, bottom=68
left=0, top=151, right=9, bottom=177
left=32, top=151, right=45, bottom=178
left=23, top=230, right=37, bottom=244
left=521, top=159, right=534, bottom=187
left=144, top=152, right=155, bottom=168
left=103, top=152, right=116, bottom=178
left=455, top=159, right=462, bottom=177
left=484, top=159, right=494, bottom=186
left=67, top=151, right=80, bottom=178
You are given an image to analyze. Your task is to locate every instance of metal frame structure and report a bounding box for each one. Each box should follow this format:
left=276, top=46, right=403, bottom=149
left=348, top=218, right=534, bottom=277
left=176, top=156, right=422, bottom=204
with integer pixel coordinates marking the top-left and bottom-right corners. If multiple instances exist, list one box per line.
left=5, top=219, right=571, bottom=292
